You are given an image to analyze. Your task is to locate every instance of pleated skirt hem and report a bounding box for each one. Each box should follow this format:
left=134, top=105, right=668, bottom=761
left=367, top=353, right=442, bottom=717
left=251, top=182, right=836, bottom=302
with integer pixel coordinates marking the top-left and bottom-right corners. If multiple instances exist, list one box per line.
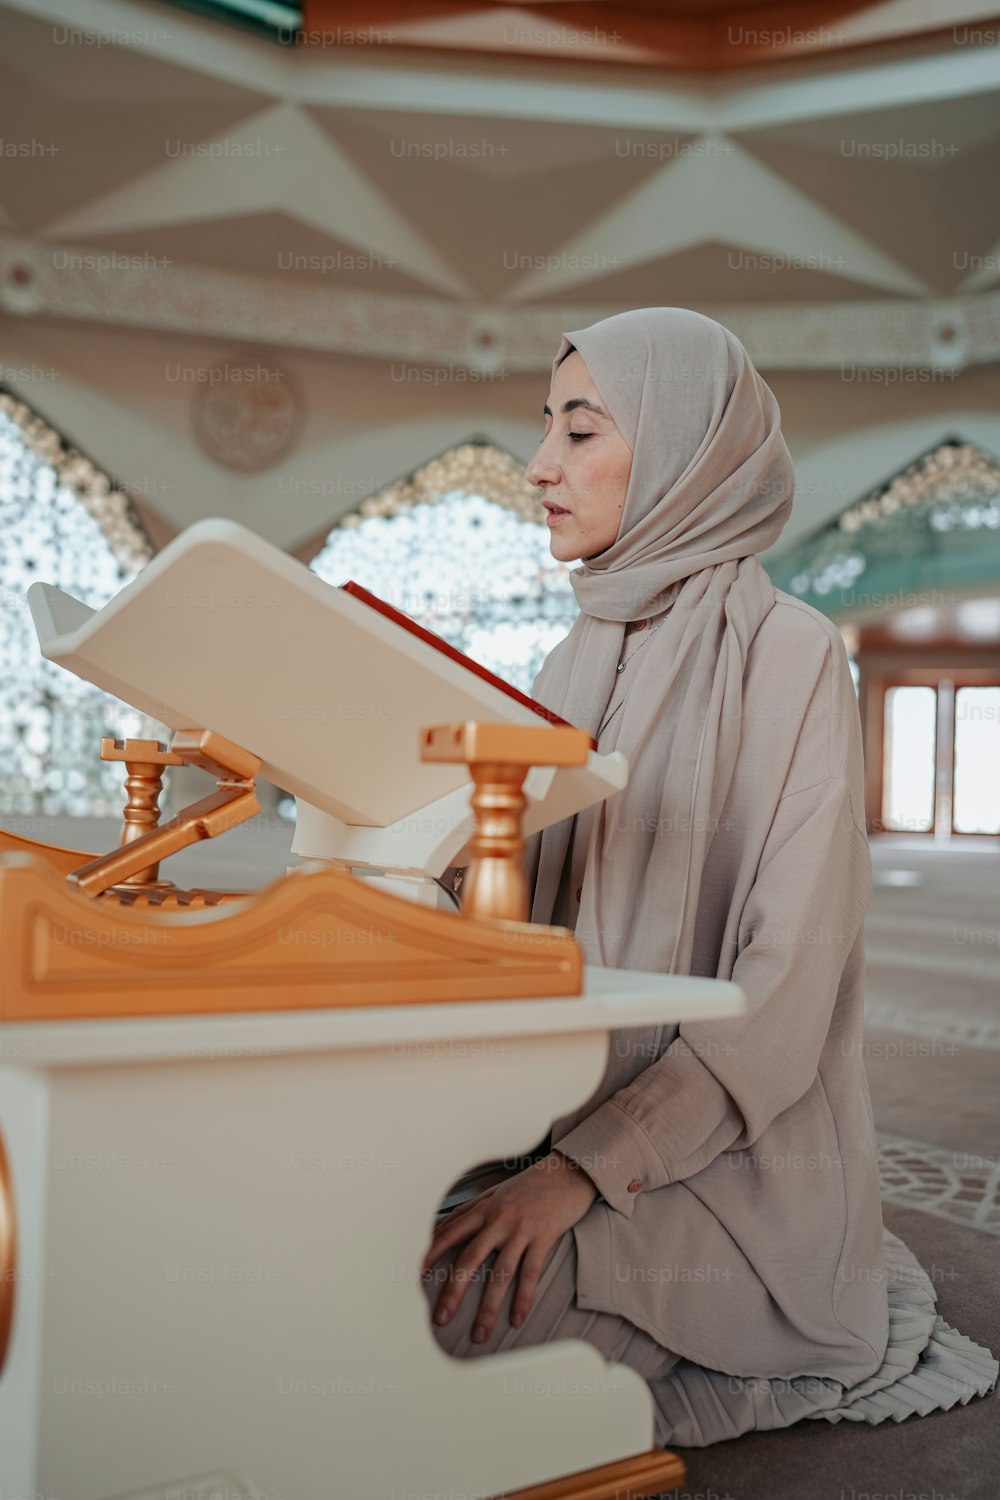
left=643, top=1229, right=998, bottom=1447
left=425, top=1213, right=998, bottom=1448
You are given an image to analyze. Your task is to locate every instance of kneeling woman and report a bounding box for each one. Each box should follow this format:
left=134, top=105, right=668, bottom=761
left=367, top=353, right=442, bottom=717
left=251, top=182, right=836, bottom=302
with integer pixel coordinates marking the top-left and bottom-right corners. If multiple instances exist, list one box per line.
left=421, top=307, right=996, bottom=1445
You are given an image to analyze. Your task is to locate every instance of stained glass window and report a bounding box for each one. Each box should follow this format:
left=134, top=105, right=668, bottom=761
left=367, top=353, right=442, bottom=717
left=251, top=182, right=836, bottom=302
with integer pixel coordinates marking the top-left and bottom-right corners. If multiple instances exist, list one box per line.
left=767, top=440, right=1000, bottom=616
left=0, top=393, right=160, bottom=817
left=308, top=442, right=578, bottom=694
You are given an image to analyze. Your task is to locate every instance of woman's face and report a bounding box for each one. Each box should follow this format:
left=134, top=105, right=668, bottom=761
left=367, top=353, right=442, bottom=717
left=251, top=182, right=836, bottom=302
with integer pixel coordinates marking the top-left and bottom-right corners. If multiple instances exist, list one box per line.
left=525, top=349, right=633, bottom=563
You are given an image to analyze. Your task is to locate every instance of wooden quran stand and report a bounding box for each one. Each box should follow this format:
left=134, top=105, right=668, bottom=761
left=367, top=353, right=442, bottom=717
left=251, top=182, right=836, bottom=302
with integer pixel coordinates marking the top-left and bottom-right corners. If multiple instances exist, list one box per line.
left=71, top=729, right=260, bottom=903
left=421, top=719, right=587, bottom=922
left=0, top=721, right=597, bottom=1020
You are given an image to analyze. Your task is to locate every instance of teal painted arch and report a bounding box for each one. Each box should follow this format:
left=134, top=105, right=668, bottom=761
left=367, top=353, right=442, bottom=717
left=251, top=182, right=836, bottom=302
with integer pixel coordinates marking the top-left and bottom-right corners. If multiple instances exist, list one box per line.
left=765, top=436, right=1000, bottom=622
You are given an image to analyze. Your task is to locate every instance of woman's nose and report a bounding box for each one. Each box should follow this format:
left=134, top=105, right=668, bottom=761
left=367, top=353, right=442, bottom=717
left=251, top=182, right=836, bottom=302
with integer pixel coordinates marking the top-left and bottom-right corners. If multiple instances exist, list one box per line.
left=525, top=439, right=559, bottom=489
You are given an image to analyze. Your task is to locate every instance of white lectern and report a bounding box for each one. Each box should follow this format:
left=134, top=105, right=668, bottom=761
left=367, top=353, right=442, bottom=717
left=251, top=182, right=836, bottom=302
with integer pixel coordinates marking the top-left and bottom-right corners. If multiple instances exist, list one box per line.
left=0, top=968, right=744, bottom=1500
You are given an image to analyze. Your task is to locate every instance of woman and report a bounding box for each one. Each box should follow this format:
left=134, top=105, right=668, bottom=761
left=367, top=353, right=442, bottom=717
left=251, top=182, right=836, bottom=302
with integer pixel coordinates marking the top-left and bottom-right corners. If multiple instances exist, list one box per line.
left=421, top=308, right=996, bottom=1445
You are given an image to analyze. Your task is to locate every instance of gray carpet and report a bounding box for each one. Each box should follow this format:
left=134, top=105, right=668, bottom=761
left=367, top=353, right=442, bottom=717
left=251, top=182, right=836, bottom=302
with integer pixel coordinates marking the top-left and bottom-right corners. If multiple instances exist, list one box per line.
left=662, top=837, right=1000, bottom=1500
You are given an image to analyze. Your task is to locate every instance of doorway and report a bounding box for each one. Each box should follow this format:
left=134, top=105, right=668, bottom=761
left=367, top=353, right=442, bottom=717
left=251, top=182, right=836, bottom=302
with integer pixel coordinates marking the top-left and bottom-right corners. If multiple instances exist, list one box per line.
left=882, top=680, right=1000, bottom=836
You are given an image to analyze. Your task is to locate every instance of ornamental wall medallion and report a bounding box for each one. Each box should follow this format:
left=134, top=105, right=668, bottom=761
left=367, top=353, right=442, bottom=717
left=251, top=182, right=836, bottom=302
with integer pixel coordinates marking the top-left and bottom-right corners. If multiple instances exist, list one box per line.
left=190, top=356, right=306, bottom=474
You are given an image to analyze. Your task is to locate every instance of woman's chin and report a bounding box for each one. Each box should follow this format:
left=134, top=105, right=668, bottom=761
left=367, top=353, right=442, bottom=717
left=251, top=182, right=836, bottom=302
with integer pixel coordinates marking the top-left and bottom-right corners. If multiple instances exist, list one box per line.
left=549, top=525, right=616, bottom=564
left=548, top=528, right=580, bottom=563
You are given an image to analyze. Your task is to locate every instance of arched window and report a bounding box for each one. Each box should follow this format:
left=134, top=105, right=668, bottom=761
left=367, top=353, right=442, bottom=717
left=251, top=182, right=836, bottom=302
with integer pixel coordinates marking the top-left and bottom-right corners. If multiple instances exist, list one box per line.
left=0, top=391, right=158, bottom=817
left=308, top=441, right=578, bottom=693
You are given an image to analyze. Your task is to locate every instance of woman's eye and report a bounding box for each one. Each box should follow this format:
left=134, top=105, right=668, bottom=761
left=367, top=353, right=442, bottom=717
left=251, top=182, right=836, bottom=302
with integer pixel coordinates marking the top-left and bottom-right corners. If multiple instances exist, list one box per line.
left=568, top=431, right=594, bottom=443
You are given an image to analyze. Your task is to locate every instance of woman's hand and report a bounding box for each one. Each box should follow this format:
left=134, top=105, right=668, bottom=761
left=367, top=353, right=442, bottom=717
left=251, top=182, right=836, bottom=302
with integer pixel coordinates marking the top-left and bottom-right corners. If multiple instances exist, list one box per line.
left=421, top=1150, right=599, bottom=1344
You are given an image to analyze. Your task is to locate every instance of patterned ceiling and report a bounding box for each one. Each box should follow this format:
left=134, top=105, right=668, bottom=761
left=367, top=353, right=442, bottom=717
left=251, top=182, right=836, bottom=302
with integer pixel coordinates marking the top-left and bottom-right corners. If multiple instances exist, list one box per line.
left=1, top=0, right=999, bottom=372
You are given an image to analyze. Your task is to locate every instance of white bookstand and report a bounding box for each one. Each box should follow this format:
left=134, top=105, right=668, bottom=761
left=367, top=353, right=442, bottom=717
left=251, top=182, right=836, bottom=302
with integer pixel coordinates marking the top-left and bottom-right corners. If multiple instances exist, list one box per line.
left=28, top=518, right=627, bottom=886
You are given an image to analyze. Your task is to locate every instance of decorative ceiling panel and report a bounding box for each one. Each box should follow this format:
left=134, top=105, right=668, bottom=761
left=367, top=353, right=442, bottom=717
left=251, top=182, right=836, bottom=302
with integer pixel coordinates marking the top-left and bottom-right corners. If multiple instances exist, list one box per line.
left=0, top=0, right=997, bottom=367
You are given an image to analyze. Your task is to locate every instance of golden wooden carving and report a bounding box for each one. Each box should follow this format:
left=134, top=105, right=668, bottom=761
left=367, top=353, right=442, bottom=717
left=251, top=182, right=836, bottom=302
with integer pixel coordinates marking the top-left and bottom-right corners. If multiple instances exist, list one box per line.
left=0, top=854, right=581, bottom=1020
left=0, top=1128, right=15, bottom=1380
left=486, top=1447, right=686, bottom=1499
left=421, top=721, right=589, bottom=922
left=5, top=723, right=591, bottom=924
left=99, top=736, right=183, bottom=885
left=0, top=720, right=593, bottom=1017
left=72, top=729, right=260, bottom=900
left=0, top=827, right=94, bottom=877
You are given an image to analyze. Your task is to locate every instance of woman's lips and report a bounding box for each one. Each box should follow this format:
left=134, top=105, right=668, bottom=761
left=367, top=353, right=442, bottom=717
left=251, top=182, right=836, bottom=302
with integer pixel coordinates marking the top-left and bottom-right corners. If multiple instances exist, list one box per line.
left=545, top=506, right=571, bottom=527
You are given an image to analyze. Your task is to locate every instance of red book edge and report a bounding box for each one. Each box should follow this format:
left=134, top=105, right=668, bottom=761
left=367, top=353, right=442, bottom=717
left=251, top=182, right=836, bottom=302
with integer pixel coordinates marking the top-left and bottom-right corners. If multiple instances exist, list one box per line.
left=340, top=580, right=596, bottom=752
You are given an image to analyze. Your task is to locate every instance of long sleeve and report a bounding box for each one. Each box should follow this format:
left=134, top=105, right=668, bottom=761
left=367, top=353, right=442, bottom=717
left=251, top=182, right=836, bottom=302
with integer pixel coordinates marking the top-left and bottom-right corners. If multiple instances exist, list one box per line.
left=552, top=774, right=872, bottom=1217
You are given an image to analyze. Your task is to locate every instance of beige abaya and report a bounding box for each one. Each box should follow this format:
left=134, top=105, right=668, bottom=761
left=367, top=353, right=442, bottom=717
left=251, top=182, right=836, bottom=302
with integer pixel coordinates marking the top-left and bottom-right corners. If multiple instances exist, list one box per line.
left=423, top=308, right=997, bottom=1444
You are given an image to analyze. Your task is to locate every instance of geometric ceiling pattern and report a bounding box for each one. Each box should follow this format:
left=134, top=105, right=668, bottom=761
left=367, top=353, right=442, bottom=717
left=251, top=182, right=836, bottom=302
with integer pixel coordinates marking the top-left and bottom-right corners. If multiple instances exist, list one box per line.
left=2, top=0, right=1000, bottom=371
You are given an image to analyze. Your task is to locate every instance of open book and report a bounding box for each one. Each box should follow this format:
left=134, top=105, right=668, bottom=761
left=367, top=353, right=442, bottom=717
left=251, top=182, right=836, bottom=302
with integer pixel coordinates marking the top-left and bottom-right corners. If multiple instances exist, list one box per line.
left=28, top=518, right=627, bottom=879
left=341, top=580, right=595, bottom=747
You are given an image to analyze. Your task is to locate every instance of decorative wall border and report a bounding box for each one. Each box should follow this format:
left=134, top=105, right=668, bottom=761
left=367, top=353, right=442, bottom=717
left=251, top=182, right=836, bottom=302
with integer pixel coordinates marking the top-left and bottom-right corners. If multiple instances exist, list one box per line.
left=3, top=235, right=999, bottom=374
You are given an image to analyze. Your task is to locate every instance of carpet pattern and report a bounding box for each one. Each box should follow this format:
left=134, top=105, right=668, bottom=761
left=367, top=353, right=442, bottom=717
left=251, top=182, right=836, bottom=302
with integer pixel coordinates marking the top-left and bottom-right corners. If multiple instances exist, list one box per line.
left=878, top=1134, right=1000, bottom=1237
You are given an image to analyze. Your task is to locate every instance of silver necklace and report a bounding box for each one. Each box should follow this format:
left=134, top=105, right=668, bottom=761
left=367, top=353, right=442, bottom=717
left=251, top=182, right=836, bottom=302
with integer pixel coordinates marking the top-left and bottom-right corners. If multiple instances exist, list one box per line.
left=616, top=618, right=665, bottom=673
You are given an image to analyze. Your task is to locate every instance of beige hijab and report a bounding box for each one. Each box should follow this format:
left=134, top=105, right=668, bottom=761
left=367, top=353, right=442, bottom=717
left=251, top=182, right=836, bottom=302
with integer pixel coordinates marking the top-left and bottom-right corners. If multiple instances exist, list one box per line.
left=527, top=307, right=795, bottom=977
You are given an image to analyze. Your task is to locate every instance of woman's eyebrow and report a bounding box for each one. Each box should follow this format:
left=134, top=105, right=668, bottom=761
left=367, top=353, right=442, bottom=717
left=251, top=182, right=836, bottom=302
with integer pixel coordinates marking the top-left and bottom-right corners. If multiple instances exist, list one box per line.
left=542, top=398, right=608, bottom=418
